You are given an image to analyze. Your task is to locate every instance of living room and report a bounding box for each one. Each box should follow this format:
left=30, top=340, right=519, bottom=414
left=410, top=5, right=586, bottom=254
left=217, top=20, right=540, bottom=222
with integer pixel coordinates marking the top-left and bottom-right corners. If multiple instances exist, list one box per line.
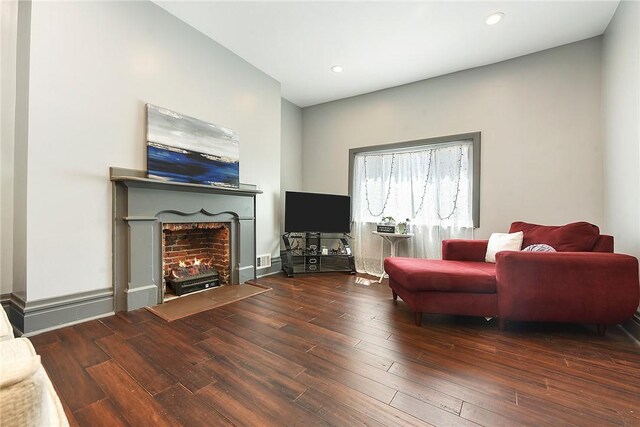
left=1, top=1, right=639, bottom=426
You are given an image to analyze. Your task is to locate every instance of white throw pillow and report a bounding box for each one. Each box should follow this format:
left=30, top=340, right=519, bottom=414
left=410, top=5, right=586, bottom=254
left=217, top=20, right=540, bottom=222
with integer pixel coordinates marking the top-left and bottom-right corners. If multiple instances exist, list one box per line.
left=485, top=231, right=524, bottom=263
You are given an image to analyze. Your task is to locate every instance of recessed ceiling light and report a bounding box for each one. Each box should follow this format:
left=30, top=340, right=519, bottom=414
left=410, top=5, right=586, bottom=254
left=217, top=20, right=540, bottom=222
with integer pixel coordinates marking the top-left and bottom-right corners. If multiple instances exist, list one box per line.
left=331, top=65, right=344, bottom=73
left=486, top=12, right=504, bottom=26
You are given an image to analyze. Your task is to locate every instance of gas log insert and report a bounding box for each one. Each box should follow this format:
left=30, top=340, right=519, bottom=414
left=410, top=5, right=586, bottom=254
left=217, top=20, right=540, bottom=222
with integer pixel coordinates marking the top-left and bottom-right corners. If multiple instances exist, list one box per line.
left=166, top=259, right=220, bottom=296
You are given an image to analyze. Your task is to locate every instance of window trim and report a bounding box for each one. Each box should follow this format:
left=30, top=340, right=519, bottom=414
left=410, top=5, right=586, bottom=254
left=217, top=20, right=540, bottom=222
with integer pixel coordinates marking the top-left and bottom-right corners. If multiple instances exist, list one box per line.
left=348, top=132, right=481, bottom=227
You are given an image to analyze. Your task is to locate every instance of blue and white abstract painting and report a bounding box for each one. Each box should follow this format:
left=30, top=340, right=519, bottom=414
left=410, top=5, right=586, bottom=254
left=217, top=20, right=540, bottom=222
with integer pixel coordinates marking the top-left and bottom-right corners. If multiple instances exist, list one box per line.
left=146, top=104, right=240, bottom=188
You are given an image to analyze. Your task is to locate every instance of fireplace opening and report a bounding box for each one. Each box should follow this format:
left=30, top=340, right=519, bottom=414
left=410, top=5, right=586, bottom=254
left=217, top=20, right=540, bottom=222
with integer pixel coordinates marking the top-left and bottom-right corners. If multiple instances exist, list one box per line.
left=162, top=222, right=230, bottom=299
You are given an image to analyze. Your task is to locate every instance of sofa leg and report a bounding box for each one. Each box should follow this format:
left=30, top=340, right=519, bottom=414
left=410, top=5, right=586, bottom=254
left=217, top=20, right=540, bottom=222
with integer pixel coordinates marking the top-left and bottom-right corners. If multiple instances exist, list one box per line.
left=392, top=290, right=398, bottom=303
left=414, top=312, right=422, bottom=327
left=596, top=323, right=607, bottom=336
left=498, top=318, right=506, bottom=332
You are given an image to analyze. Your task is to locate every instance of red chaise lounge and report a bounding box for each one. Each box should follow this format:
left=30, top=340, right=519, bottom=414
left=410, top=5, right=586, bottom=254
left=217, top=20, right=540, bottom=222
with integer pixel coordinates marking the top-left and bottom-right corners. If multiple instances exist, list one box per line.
left=384, top=221, right=640, bottom=333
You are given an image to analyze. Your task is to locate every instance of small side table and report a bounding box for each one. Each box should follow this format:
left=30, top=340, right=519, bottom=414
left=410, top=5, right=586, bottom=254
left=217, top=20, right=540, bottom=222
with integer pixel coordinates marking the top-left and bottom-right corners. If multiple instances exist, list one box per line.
left=373, top=231, right=414, bottom=283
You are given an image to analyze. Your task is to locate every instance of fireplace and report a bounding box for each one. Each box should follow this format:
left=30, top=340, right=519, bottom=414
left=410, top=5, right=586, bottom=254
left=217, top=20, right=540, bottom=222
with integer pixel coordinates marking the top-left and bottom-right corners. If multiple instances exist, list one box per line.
left=162, top=222, right=230, bottom=296
left=111, top=167, right=261, bottom=311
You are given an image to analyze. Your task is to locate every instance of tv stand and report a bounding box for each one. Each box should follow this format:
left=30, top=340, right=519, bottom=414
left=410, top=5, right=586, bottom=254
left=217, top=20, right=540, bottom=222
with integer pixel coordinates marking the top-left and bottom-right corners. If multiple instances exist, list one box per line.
left=281, top=232, right=356, bottom=277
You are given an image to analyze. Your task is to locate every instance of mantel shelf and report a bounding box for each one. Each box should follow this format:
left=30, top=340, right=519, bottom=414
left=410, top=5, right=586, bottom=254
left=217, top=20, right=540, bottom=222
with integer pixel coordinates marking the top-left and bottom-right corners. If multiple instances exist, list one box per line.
left=110, top=167, right=262, bottom=196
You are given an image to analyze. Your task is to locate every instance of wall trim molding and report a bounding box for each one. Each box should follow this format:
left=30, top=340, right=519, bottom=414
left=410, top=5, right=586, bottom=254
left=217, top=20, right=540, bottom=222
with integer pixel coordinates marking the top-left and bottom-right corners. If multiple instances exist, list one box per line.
left=256, top=256, right=282, bottom=278
left=7, top=288, right=114, bottom=334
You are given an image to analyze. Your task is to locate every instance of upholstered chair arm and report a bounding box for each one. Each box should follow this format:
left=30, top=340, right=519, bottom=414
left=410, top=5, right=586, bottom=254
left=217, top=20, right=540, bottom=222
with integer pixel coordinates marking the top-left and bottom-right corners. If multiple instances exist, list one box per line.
left=495, top=251, right=640, bottom=324
left=442, top=239, right=488, bottom=261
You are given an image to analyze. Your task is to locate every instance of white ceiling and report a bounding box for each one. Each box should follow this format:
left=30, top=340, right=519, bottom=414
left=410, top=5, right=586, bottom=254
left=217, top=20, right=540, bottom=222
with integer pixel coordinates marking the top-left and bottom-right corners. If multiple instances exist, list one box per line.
left=154, top=1, right=619, bottom=108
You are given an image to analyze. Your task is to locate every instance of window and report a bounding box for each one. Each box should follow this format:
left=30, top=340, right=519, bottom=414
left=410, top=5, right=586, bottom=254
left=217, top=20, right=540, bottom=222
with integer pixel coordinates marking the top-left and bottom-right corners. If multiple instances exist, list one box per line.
left=348, top=132, right=480, bottom=275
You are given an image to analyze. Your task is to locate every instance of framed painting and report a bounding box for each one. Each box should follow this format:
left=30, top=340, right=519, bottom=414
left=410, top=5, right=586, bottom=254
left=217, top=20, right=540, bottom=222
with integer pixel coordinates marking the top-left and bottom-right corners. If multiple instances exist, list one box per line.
left=146, top=104, right=240, bottom=188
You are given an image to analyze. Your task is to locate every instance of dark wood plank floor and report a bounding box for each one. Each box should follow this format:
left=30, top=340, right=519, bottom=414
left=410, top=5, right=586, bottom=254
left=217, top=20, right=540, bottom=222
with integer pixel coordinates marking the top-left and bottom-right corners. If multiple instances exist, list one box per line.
left=31, top=273, right=640, bottom=426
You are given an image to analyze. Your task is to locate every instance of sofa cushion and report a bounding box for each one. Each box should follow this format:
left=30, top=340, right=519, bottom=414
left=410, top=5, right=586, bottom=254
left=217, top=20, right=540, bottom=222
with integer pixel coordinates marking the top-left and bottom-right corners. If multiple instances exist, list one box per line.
left=509, top=221, right=600, bottom=252
left=384, top=258, right=497, bottom=293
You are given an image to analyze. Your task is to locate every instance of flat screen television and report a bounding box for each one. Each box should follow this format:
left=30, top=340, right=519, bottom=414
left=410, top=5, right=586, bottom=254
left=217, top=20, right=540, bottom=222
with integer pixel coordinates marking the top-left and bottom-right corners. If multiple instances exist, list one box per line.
left=284, top=191, right=351, bottom=233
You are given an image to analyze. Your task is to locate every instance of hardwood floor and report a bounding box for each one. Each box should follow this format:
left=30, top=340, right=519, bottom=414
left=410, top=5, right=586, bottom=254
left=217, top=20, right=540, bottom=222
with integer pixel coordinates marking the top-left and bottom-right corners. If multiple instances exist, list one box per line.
left=31, top=273, right=640, bottom=426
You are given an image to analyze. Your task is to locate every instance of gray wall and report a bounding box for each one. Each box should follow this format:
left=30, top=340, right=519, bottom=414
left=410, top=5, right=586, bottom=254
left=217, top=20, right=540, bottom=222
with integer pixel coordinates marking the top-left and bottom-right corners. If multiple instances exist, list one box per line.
left=602, top=1, right=639, bottom=258
left=9, top=0, right=32, bottom=302
left=9, top=0, right=282, bottom=302
left=301, top=38, right=604, bottom=239
left=602, top=1, right=640, bottom=321
left=280, top=99, right=303, bottom=232
left=0, top=0, right=18, bottom=297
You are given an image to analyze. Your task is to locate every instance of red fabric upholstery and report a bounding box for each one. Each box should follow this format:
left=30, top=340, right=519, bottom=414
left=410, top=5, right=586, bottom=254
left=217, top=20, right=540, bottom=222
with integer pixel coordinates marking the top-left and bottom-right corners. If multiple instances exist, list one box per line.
left=592, top=235, right=614, bottom=253
left=390, top=279, right=497, bottom=317
left=496, top=251, right=639, bottom=324
left=509, top=221, right=600, bottom=252
left=384, top=258, right=496, bottom=293
left=385, top=224, right=640, bottom=330
left=442, top=239, right=488, bottom=261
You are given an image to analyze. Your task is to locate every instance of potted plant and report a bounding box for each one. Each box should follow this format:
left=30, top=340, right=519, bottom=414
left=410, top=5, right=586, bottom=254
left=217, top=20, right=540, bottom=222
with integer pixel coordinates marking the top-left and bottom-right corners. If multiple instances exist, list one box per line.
left=381, top=216, right=396, bottom=225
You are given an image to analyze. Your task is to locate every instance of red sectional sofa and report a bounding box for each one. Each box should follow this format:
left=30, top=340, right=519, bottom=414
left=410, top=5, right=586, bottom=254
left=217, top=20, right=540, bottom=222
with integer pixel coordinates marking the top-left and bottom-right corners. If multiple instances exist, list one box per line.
left=384, top=222, right=640, bottom=333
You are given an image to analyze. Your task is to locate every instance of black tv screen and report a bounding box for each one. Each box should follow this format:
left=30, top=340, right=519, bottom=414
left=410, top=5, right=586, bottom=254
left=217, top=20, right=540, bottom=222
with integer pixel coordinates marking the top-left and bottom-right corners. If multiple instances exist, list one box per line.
left=285, top=191, right=351, bottom=233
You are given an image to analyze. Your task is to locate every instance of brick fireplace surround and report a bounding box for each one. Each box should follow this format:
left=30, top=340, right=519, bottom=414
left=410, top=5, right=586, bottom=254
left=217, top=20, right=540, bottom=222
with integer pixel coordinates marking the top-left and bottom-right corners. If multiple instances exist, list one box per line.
left=162, top=222, right=231, bottom=288
left=111, top=167, right=261, bottom=311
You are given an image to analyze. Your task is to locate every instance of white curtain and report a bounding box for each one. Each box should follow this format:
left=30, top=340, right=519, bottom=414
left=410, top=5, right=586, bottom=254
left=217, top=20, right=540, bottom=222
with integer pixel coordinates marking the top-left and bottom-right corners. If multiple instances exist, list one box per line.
left=352, top=141, right=474, bottom=276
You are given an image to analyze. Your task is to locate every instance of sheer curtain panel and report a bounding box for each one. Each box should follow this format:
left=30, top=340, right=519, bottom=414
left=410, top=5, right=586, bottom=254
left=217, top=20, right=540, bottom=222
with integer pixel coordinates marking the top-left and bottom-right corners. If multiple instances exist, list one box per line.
left=352, top=141, right=474, bottom=276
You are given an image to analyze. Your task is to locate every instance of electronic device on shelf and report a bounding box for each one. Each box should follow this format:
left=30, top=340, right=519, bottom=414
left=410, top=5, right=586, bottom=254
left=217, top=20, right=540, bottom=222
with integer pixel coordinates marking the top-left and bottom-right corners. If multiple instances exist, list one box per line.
left=376, top=224, right=396, bottom=233
left=282, top=191, right=355, bottom=277
left=284, top=191, right=351, bottom=234
left=280, top=231, right=356, bottom=278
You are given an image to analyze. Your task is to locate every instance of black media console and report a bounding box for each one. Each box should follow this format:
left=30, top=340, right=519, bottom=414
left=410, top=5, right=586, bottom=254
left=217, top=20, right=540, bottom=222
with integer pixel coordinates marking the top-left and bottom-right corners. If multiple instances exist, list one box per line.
left=281, top=232, right=356, bottom=277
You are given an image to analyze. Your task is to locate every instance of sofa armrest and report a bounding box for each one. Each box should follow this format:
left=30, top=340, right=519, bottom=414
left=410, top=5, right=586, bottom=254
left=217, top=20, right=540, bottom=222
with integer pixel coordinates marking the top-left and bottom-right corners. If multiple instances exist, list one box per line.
left=0, top=308, right=14, bottom=341
left=442, top=239, right=488, bottom=261
left=495, top=251, right=640, bottom=324
left=0, top=338, right=69, bottom=426
left=592, top=234, right=614, bottom=253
